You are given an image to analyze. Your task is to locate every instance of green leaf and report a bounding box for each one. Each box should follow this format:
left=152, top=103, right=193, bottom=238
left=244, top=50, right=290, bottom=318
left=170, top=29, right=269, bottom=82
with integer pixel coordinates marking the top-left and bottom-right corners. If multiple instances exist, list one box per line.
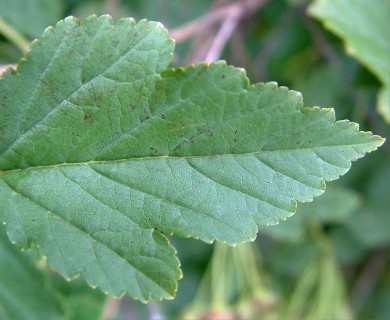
left=0, top=15, right=384, bottom=301
left=308, top=0, right=390, bottom=122
left=0, top=225, right=64, bottom=320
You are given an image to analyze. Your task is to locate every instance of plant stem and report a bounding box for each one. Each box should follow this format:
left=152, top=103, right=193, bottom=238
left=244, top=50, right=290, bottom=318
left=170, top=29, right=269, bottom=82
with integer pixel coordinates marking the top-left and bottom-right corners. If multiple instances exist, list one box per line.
left=0, top=18, right=29, bottom=54
left=284, top=256, right=318, bottom=318
left=170, top=0, right=267, bottom=43
left=210, top=242, right=229, bottom=307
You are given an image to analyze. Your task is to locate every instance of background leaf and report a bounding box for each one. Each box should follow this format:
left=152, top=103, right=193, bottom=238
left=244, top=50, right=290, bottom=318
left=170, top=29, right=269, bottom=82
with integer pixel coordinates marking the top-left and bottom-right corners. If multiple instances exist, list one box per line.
left=0, top=0, right=63, bottom=39
left=260, top=184, right=361, bottom=242
left=345, top=163, right=390, bottom=248
left=308, top=0, right=390, bottom=122
left=0, top=225, right=64, bottom=320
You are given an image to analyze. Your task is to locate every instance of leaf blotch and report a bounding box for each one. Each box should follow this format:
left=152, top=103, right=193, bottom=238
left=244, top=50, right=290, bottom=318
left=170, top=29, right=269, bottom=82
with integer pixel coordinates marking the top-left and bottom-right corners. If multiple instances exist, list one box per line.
left=141, top=115, right=151, bottom=122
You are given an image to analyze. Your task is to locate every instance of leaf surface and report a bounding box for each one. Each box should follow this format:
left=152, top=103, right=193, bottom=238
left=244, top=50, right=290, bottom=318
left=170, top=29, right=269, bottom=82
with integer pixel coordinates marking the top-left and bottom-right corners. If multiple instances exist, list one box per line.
left=308, top=0, right=390, bottom=122
left=0, top=15, right=384, bottom=301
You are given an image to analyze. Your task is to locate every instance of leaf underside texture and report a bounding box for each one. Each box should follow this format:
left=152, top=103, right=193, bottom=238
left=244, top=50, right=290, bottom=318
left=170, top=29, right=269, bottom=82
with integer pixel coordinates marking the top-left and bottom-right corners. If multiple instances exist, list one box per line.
left=0, top=15, right=384, bottom=301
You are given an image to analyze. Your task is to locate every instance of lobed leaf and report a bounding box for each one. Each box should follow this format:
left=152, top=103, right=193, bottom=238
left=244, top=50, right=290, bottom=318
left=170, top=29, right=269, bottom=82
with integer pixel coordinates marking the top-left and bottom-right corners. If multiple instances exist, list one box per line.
left=0, top=15, right=384, bottom=301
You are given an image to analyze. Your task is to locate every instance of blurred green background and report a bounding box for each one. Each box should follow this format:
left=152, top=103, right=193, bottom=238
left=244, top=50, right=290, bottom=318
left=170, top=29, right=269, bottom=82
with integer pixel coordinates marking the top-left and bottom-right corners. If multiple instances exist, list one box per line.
left=0, top=0, right=389, bottom=319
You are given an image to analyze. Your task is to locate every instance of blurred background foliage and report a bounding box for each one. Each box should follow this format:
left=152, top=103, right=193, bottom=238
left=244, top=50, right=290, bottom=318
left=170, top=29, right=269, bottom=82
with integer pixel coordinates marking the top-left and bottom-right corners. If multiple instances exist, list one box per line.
left=0, top=0, right=389, bottom=319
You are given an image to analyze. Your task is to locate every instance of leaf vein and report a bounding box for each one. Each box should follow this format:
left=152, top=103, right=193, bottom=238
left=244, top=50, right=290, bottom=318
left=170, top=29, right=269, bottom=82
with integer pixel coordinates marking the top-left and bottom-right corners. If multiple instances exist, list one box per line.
left=88, top=164, right=244, bottom=235
left=57, top=167, right=140, bottom=228
left=254, top=153, right=323, bottom=191
left=185, top=159, right=289, bottom=214
left=0, top=177, right=169, bottom=294
left=1, top=23, right=156, bottom=159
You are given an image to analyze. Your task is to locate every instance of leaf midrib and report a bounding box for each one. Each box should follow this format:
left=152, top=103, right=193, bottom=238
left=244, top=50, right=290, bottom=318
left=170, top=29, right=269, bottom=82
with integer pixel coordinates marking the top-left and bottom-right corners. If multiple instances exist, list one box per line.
left=0, top=140, right=379, bottom=174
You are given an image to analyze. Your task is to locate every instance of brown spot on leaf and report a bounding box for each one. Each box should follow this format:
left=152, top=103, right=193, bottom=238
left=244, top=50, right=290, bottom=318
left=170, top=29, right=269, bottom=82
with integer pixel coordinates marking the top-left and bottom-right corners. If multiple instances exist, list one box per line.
left=141, top=115, right=150, bottom=122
